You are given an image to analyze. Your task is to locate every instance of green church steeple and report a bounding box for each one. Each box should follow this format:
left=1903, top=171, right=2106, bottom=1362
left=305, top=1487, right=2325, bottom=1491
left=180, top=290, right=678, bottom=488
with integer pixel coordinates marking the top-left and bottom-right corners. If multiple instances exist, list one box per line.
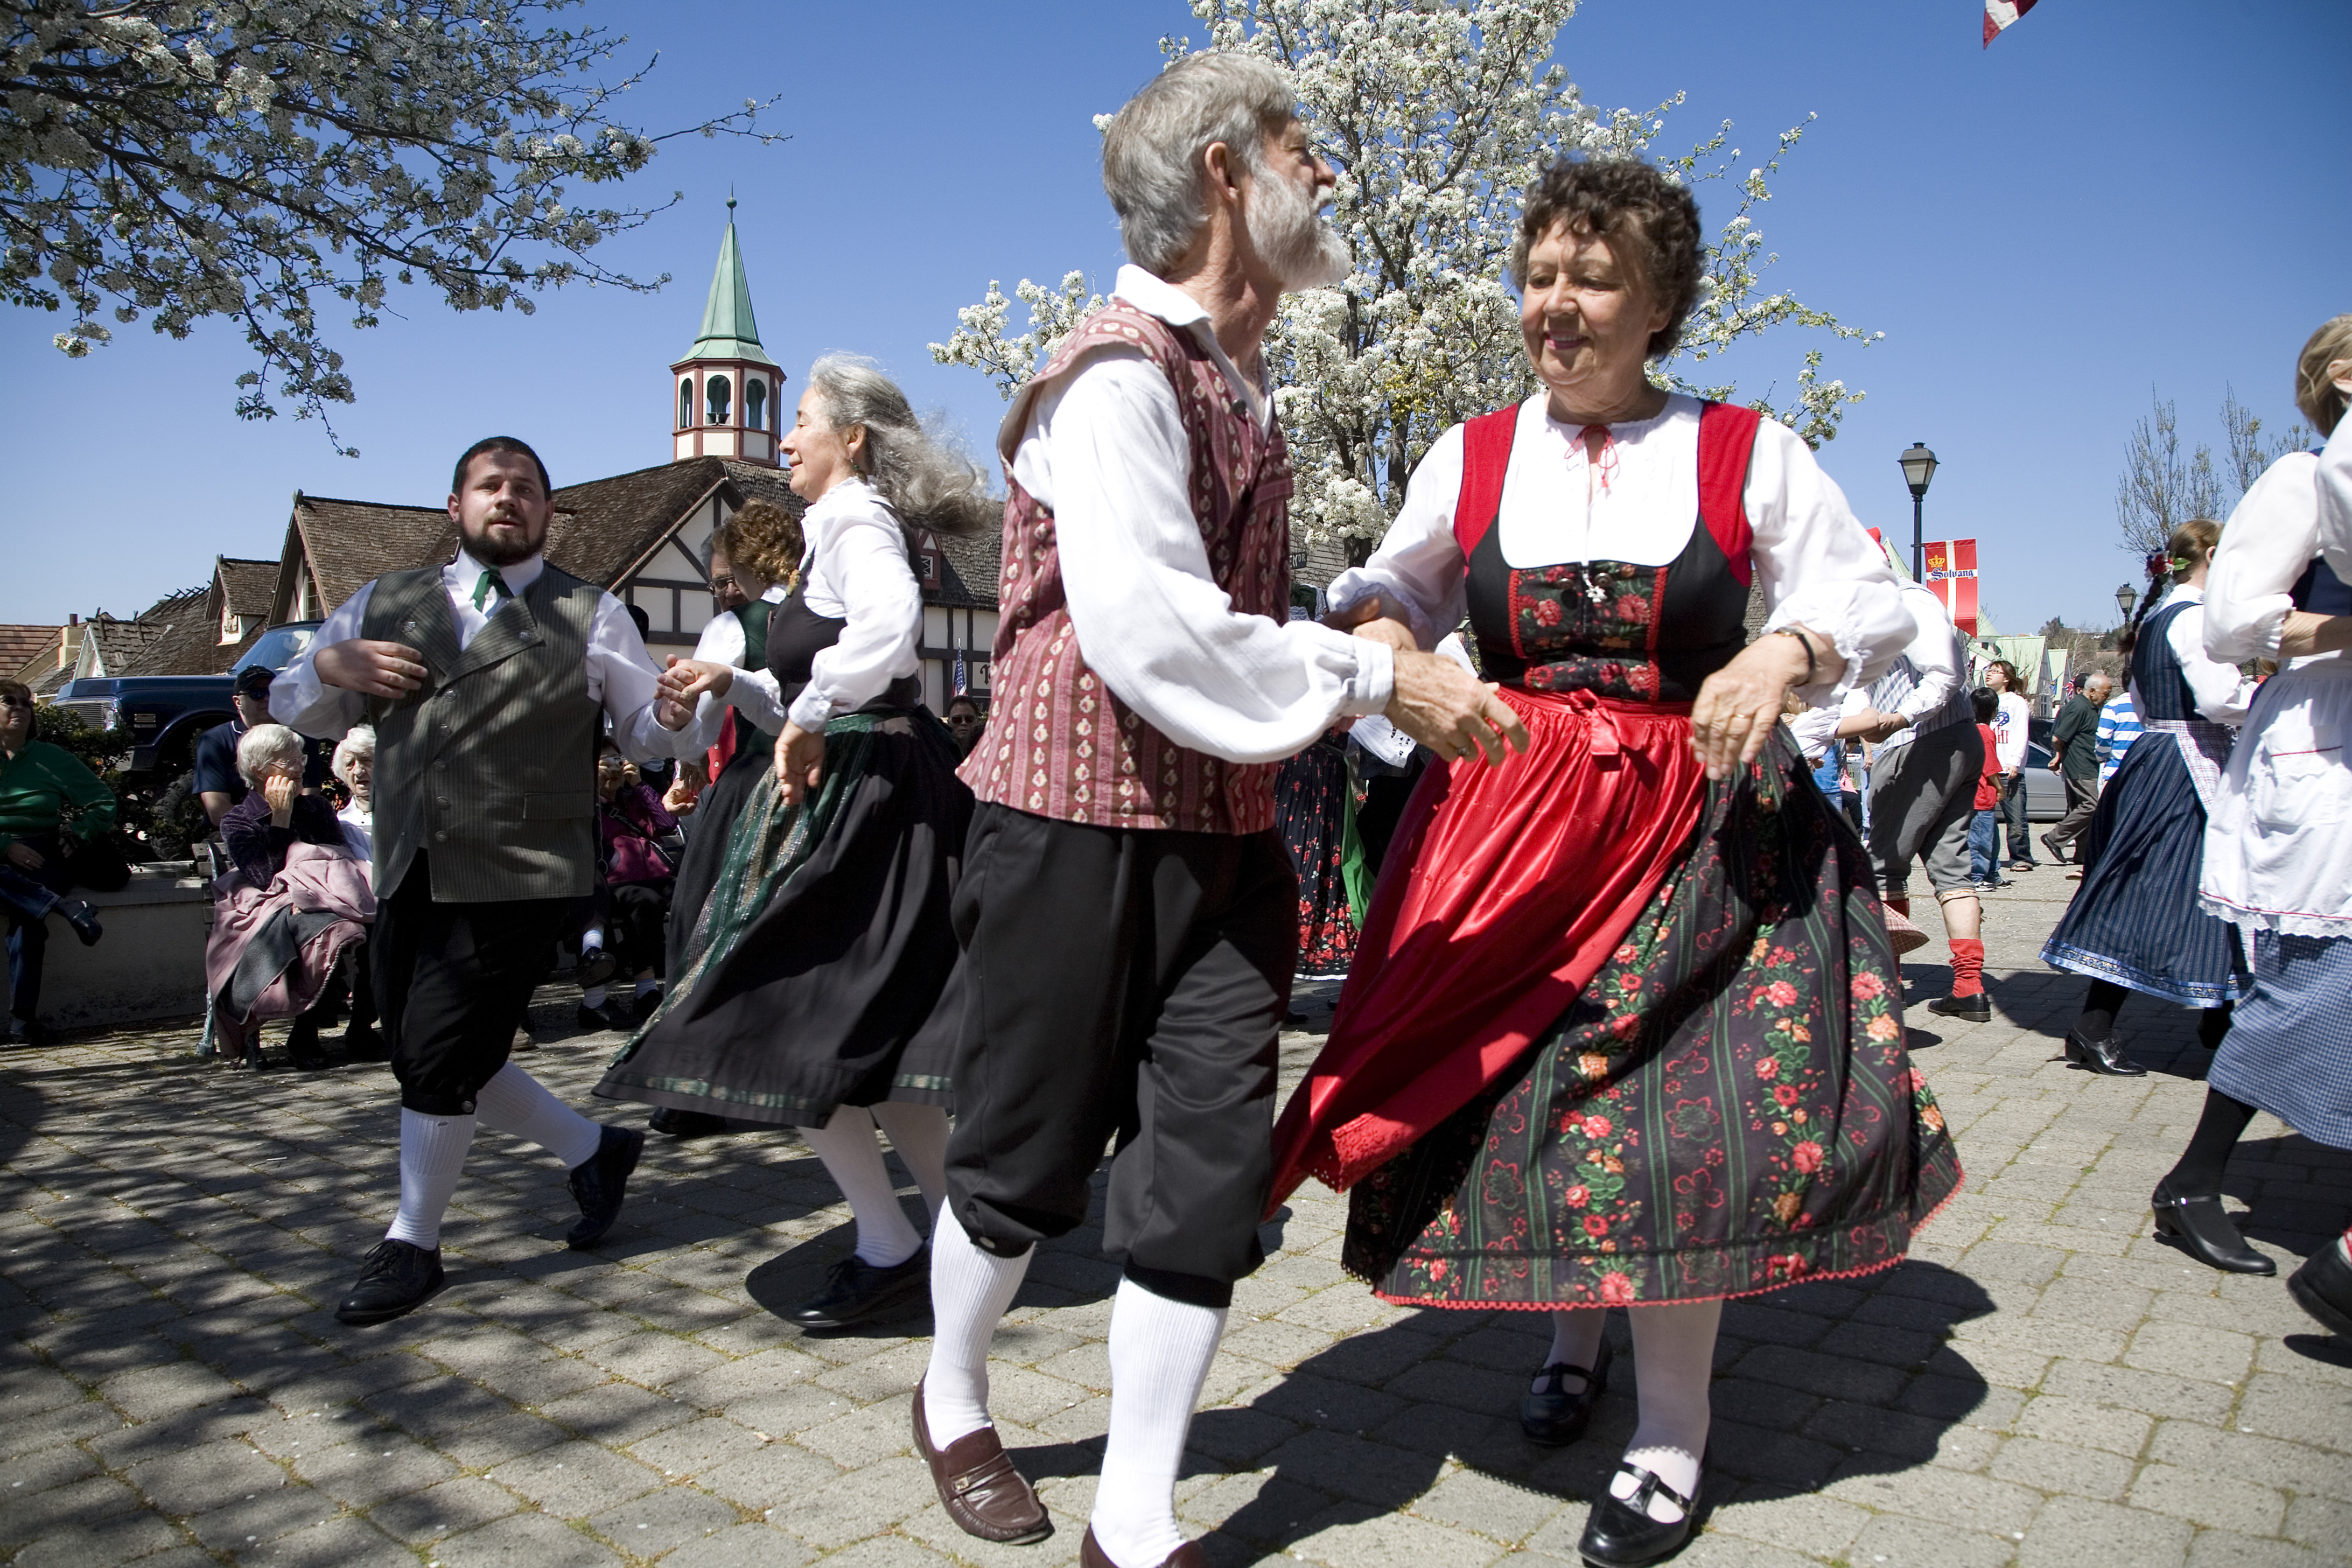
left=683, top=196, right=777, bottom=367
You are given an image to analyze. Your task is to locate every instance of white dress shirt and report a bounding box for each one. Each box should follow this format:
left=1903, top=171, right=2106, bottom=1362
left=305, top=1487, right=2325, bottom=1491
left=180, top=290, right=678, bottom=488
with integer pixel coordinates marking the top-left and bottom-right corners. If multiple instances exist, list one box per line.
left=337, top=802, right=374, bottom=887
left=1326, top=392, right=1914, bottom=704
left=2146, top=584, right=2255, bottom=725
left=270, top=548, right=697, bottom=762
left=1870, top=580, right=1967, bottom=746
left=2206, top=450, right=2348, bottom=672
left=1005, top=263, right=1394, bottom=766
left=774, top=479, right=924, bottom=735
left=685, top=582, right=791, bottom=746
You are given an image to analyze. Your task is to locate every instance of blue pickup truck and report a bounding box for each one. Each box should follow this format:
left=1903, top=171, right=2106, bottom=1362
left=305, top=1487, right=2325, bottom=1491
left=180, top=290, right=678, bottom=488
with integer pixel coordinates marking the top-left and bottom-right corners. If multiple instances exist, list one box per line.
left=52, top=621, right=322, bottom=780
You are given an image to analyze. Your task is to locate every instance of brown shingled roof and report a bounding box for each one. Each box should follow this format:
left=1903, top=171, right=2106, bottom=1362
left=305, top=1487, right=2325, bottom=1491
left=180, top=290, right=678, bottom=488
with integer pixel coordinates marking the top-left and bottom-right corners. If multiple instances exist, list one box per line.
left=216, top=557, right=279, bottom=619
left=547, top=459, right=733, bottom=586
left=289, top=495, right=457, bottom=615
left=0, top=625, right=56, bottom=675
left=933, top=528, right=1003, bottom=610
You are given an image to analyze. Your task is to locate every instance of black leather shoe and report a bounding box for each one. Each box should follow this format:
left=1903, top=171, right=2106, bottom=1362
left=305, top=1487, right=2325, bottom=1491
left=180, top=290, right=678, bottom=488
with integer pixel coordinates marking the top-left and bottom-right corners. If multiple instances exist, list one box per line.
left=785, top=1246, right=932, bottom=1329
left=1927, top=992, right=1992, bottom=1023
left=288, top=1019, right=329, bottom=1070
left=341, top=1025, right=388, bottom=1062
left=649, top=1108, right=730, bottom=1139
left=1522, top=1336, right=1613, bottom=1446
left=2152, top=1181, right=2276, bottom=1275
left=566, top=1124, right=644, bottom=1249
left=1578, top=1461, right=1698, bottom=1567
left=335, top=1238, right=445, bottom=1326
left=2288, top=1236, right=2352, bottom=1338
left=2041, top=832, right=2069, bottom=866
left=2063, top=1026, right=2145, bottom=1076
left=574, top=947, right=619, bottom=990
left=575, top=1002, right=628, bottom=1034
left=57, top=898, right=103, bottom=947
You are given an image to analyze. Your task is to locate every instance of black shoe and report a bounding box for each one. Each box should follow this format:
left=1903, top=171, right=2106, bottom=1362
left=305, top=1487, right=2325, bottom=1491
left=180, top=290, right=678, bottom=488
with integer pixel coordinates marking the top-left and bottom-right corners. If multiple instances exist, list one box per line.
left=566, top=1124, right=644, bottom=1249
left=2288, top=1236, right=2352, bottom=1338
left=785, top=1246, right=932, bottom=1329
left=575, top=1002, right=626, bottom=1034
left=335, top=1238, right=445, bottom=1326
left=2041, top=832, right=2069, bottom=866
left=56, top=898, right=103, bottom=947
left=287, top=1018, right=329, bottom=1070
left=574, top=947, right=620, bottom=990
left=8, top=1016, right=52, bottom=1048
left=2063, top=1026, right=2145, bottom=1076
left=626, top=986, right=662, bottom=1023
left=341, top=1025, right=388, bottom=1062
left=649, top=1108, right=730, bottom=1139
left=1927, top=992, right=1993, bottom=1023
left=1522, top=1337, right=1614, bottom=1446
left=1578, top=1460, right=1698, bottom=1567
left=2152, top=1181, right=2276, bottom=1275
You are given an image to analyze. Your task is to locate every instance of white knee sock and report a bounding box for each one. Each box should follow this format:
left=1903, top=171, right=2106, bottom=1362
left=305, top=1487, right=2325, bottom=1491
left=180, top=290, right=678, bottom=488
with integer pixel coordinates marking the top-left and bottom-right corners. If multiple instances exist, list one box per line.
left=921, top=1210, right=1033, bottom=1446
left=1536, top=1307, right=1608, bottom=1391
left=580, top=984, right=607, bottom=1009
left=1615, top=1299, right=1721, bottom=1522
left=868, top=1102, right=950, bottom=1225
left=473, top=1062, right=604, bottom=1170
left=1091, top=1277, right=1228, bottom=1568
left=800, top=1107, right=923, bottom=1268
left=385, top=1109, right=477, bottom=1249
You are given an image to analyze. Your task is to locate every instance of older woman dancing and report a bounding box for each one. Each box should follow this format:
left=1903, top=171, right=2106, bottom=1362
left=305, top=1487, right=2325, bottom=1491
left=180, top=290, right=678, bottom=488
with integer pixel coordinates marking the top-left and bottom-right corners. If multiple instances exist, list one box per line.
left=1268, top=158, right=1961, bottom=1567
left=597, top=356, right=992, bottom=1329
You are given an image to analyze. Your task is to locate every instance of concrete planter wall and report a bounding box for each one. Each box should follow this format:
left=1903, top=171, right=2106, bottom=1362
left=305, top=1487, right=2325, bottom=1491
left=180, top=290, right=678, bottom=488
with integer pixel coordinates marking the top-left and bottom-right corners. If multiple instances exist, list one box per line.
left=34, top=863, right=212, bottom=1032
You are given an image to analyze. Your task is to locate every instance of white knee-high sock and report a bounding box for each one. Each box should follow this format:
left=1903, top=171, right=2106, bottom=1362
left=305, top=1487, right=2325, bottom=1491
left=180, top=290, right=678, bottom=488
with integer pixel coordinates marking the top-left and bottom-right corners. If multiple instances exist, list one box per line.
left=473, top=1062, right=603, bottom=1170
left=385, top=1110, right=477, bottom=1249
left=868, top=1102, right=950, bottom=1225
left=1091, top=1277, right=1228, bottom=1568
left=1616, top=1299, right=1721, bottom=1522
left=1536, top=1307, right=1609, bottom=1391
left=800, top=1107, right=923, bottom=1268
left=922, top=1210, right=1032, bottom=1447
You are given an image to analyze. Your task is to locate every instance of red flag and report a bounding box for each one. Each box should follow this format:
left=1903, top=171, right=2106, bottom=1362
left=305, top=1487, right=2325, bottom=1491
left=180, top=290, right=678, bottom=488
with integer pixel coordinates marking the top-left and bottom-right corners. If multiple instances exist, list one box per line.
left=1924, top=538, right=1979, bottom=636
left=1984, top=0, right=2039, bottom=46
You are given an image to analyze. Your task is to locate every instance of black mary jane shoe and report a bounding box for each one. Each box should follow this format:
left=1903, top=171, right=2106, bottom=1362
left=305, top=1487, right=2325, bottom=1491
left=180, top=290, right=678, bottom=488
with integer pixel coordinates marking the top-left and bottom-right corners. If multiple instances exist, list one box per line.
left=335, top=1238, right=446, bottom=1326
left=2151, top=1181, right=2276, bottom=1275
left=565, top=1124, right=645, bottom=1249
left=57, top=898, right=103, bottom=947
left=2063, top=1026, right=2145, bottom=1076
left=1927, top=992, right=1993, bottom=1023
left=573, top=946, right=620, bottom=991
left=1522, top=1336, right=1614, bottom=1446
left=649, top=1108, right=730, bottom=1139
left=785, top=1246, right=932, bottom=1329
left=2288, top=1237, right=2352, bottom=1339
left=1578, top=1461, right=1699, bottom=1568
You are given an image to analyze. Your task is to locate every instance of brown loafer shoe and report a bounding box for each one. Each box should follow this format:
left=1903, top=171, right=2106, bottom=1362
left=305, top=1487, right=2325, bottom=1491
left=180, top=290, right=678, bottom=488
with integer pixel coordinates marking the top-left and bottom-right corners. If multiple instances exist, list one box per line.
left=913, top=1377, right=1050, bottom=1544
left=1081, top=1526, right=1207, bottom=1567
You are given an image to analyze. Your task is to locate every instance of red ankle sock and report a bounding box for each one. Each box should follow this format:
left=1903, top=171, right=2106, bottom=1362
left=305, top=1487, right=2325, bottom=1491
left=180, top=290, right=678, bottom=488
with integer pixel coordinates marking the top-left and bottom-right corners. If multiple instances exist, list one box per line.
left=1949, top=938, right=1986, bottom=997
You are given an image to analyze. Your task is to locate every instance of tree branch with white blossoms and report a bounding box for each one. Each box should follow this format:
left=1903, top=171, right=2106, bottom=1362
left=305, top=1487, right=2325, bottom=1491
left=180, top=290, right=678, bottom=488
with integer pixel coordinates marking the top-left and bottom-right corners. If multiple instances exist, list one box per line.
left=3, top=0, right=786, bottom=453
left=929, top=0, right=1873, bottom=558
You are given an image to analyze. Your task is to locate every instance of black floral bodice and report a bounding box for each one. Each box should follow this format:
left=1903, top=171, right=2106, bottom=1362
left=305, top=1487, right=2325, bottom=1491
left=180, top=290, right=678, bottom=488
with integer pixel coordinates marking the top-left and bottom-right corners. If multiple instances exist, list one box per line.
left=1464, top=508, right=1751, bottom=703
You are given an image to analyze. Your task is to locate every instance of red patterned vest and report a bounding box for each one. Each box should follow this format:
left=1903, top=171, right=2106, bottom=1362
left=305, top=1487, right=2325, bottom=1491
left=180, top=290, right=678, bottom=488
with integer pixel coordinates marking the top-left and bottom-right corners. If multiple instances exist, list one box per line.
left=961, top=302, right=1293, bottom=834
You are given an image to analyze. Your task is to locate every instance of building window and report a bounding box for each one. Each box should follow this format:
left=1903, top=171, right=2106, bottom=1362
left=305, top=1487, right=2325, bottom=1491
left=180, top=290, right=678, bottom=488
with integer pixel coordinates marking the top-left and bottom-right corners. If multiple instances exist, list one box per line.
left=706, top=374, right=732, bottom=426
left=678, top=378, right=694, bottom=429
left=745, top=378, right=766, bottom=431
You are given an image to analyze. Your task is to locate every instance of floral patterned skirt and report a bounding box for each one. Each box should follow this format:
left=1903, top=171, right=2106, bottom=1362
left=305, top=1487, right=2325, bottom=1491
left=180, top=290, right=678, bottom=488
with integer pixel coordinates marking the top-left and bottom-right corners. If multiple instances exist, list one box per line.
left=1276, top=737, right=1360, bottom=978
left=1342, top=730, right=1962, bottom=1307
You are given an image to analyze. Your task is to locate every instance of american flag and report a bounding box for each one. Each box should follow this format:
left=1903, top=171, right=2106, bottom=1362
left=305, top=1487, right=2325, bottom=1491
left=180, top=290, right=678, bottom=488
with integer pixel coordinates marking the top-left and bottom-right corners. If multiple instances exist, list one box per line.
left=1984, top=0, right=2039, bottom=46
left=952, top=647, right=967, bottom=697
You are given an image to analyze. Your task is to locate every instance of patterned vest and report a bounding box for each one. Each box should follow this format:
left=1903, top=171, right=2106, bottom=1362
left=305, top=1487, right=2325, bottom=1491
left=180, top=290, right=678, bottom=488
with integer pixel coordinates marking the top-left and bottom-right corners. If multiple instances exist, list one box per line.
left=960, top=303, right=1294, bottom=834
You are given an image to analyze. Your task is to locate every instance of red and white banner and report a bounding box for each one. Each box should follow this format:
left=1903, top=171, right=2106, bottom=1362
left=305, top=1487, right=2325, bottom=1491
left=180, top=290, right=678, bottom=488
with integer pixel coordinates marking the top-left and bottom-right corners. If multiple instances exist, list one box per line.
left=1922, top=538, right=1979, bottom=635
left=1984, top=0, right=2039, bottom=46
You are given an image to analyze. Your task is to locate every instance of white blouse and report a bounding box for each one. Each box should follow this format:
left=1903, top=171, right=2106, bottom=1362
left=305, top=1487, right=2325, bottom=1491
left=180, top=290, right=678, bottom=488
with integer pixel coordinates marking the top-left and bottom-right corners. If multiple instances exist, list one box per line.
left=778, top=479, right=923, bottom=734
left=2205, top=450, right=2347, bottom=673
left=1326, top=393, right=1915, bottom=704
left=2147, top=585, right=2255, bottom=726
left=685, top=583, right=790, bottom=747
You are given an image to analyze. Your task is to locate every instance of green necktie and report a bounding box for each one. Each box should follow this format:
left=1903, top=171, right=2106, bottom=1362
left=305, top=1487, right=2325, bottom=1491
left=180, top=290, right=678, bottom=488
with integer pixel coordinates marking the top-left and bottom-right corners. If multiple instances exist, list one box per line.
left=471, top=569, right=513, bottom=611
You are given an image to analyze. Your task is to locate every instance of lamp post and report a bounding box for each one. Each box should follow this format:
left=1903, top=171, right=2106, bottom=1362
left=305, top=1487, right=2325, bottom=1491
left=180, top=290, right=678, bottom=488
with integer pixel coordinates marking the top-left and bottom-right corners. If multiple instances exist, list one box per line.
left=1898, top=442, right=1939, bottom=580
left=2115, top=581, right=2137, bottom=626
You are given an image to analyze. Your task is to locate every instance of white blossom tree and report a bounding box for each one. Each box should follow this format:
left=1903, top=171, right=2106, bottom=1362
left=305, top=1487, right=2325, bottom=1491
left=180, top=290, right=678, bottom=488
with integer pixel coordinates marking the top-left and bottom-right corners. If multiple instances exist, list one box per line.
left=932, top=0, right=1873, bottom=558
left=4, top=0, right=783, bottom=451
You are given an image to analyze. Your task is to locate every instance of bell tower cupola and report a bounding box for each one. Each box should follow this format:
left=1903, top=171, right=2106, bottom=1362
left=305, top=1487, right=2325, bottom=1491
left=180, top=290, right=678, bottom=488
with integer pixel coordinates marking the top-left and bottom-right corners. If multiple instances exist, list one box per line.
left=670, top=196, right=781, bottom=466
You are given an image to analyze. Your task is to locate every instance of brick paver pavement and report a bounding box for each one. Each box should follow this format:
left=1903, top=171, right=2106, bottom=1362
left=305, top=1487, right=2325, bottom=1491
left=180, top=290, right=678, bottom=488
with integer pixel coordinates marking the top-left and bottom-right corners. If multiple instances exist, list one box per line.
left=4, top=870, right=2348, bottom=1568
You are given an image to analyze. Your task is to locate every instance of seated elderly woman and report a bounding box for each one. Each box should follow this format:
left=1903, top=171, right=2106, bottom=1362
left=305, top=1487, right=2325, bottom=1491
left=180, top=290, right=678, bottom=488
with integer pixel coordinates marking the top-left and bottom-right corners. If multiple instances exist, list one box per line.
left=206, top=723, right=375, bottom=1071
left=1, top=678, right=113, bottom=1046
left=326, top=726, right=384, bottom=1059
left=577, top=737, right=680, bottom=1031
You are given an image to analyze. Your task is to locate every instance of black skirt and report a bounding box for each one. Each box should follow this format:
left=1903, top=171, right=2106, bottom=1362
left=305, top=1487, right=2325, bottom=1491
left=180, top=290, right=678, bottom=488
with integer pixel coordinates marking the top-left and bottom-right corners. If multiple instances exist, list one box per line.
left=596, top=706, right=970, bottom=1126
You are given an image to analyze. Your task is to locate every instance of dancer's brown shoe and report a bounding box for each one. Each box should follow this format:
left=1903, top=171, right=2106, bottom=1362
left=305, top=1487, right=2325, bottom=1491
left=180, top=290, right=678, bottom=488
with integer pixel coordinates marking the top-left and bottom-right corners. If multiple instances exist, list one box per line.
left=1080, top=1525, right=1206, bottom=1567
left=913, top=1377, right=1050, bottom=1544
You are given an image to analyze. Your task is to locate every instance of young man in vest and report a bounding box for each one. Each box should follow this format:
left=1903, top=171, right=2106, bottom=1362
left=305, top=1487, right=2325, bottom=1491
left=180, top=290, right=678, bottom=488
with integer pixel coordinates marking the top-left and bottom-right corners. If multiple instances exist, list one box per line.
left=274, top=436, right=701, bottom=1326
left=915, top=55, right=1526, bottom=1568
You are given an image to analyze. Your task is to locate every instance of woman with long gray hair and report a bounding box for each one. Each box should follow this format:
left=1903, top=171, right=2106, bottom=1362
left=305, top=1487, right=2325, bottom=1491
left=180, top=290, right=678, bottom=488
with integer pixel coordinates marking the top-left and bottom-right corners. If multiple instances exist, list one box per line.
left=597, top=356, right=986, bottom=1329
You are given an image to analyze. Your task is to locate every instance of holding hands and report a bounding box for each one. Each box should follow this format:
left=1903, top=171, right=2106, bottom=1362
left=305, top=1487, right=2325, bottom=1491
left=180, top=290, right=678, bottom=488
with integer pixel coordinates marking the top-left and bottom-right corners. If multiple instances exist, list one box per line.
left=774, top=723, right=825, bottom=807
left=1329, top=595, right=1530, bottom=765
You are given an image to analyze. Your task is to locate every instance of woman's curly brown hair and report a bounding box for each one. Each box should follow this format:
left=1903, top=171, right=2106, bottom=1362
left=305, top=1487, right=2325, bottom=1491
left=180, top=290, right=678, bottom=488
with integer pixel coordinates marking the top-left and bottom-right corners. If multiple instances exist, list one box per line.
left=713, top=499, right=804, bottom=593
left=1510, top=158, right=1705, bottom=361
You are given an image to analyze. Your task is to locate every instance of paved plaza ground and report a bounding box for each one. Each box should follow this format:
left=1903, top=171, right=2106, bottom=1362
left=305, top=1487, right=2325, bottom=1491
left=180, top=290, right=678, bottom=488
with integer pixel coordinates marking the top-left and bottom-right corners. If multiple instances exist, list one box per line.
left=3, top=868, right=2349, bottom=1568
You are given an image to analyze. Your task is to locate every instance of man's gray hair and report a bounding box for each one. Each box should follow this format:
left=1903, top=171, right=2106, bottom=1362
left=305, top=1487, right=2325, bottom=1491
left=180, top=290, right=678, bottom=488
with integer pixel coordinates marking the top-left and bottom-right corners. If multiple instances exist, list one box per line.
left=235, top=723, right=305, bottom=787
left=807, top=355, right=996, bottom=537
left=1102, top=52, right=1294, bottom=275
left=332, top=725, right=375, bottom=789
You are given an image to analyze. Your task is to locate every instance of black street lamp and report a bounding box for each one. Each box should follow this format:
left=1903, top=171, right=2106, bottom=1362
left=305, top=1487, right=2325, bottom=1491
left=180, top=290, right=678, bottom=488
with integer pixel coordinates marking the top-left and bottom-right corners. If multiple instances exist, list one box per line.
left=1898, top=442, right=1939, bottom=580
left=2115, top=581, right=2138, bottom=625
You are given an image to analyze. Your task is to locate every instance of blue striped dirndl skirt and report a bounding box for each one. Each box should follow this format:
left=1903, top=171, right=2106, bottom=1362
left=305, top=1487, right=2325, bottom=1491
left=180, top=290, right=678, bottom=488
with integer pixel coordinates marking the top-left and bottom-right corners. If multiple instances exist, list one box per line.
left=2210, top=930, right=2352, bottom=1151
left=2041, top=725, right=2245, bottom=1006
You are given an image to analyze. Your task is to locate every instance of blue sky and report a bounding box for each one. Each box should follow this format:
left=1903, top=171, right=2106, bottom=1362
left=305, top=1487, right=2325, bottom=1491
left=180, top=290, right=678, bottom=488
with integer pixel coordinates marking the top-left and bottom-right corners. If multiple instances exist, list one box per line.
left=4, top=0, right=2346, bottom=635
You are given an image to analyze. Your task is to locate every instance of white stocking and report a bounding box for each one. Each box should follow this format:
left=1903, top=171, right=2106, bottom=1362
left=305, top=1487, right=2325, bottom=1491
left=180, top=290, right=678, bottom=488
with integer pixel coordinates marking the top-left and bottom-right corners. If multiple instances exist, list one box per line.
left=385, top=1110, right=477, bottom=1249
left=868, top=1102, right=950, bottom=1224
left=1091, top=1277, right=1227, bottom=1568
left=921, top=1210, right=1032, bottom=1447
left=799, top=1107, right=923, bottom=1268
left=1536, top=1307, right=1608, bottom=1392
left=1615, top=1299, right=1720, bottom=1522
left=473, top=1062, right=603, bottom=1170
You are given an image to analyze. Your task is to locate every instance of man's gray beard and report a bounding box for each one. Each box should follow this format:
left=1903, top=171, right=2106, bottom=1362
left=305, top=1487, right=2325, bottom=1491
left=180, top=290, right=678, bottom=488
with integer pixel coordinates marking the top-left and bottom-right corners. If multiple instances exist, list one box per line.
left=465, top=519, right=544, bottom=567
left=1249, top=164, right=1350, bottom=292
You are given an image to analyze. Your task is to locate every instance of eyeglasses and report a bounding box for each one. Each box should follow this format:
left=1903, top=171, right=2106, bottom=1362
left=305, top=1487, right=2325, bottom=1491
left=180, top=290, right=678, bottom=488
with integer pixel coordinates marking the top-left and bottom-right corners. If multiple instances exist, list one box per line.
left=708, top=575, right=738, bottom=593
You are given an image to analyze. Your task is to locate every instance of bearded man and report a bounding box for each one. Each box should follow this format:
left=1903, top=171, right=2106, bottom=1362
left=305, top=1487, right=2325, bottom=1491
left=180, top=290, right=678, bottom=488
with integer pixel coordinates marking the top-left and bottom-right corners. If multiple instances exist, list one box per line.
left=273, top=436, right=701, bottom=1326
left=914, top=54, right=1525, bottom=1568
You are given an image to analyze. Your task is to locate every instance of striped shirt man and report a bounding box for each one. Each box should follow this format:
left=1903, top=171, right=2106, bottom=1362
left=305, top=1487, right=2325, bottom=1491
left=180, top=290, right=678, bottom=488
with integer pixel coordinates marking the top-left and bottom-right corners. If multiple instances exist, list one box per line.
left=2095, top=691, right=2143, bottom=785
